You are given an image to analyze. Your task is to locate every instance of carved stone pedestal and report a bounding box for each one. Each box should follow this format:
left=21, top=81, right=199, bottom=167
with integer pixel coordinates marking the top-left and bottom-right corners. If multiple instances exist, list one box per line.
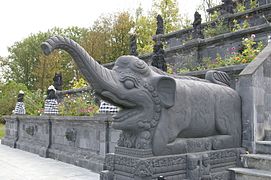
left=100, top=147, right=244, bottom=180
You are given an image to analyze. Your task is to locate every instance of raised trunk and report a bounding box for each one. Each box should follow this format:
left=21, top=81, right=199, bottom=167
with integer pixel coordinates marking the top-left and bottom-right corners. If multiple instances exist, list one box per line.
left=41, top=36, right=118, bottom=94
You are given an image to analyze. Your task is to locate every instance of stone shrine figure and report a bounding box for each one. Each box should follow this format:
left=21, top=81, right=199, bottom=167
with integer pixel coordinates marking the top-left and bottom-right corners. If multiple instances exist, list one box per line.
left=13, top=90, right=26, bottom=115
left=156, top=14, right=164, bottom=35
left=44, top=85, right=58, bottom=115
left=192, top=11, right=204, bottom=39
left=187, top=154, right=201, bottom=180
left=221, top=0, right=234, bottom=14
left=130, top=34, right=138, bottom=56
left=53, top=72, right=63, bottom=91
left=200, top=154, right=212, bottom=180
left=151, top=41, right=167, bottom=72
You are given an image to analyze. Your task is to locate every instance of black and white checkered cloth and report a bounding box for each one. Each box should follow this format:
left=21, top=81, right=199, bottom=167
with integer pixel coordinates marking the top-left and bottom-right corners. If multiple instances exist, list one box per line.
left=44, top=99, right=58, bottom=115
left=99, top=101, right=119, bottom=114
left=14, top=102, right=26, bottom=115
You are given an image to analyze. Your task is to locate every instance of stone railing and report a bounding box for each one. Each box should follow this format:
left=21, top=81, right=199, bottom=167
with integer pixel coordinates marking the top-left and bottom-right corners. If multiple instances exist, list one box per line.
left=138, top=24, right=271, bottom=72
left=163, top=3, right=271, bottom=49
left=1, top=114, right=120, bottom=173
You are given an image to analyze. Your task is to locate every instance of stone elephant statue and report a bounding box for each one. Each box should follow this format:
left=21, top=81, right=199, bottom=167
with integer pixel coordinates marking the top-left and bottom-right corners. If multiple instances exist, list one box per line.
left=42, top=36, right=241, bottom=156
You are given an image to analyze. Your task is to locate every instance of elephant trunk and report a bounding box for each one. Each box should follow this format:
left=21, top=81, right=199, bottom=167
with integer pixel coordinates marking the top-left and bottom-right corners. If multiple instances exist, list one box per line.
left=41, top=36, right=118, bottom=94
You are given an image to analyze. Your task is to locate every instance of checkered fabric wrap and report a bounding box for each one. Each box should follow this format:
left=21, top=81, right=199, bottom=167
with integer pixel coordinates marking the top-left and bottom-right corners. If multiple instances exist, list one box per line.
left=44, top=99, right=58, bottom=115
left=99, top=101, right=119, bottom=114
left=14, top=102, right=26, bottom=115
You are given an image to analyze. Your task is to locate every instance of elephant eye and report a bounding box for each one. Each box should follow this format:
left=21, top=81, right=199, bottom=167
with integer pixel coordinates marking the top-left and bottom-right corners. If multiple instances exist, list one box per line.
left=124, top=80, right=135, bottom=89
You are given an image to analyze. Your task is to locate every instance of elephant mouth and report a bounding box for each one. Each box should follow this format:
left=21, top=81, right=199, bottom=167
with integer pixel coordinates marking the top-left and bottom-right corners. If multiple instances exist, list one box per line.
left=112, top=109, right=139, bottom=122
left=101, top=91, right=138, bottom=122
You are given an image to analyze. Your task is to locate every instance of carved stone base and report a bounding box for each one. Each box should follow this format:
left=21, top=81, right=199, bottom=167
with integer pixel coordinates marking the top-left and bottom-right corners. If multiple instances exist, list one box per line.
left=101, top=147, right=244, bottom=180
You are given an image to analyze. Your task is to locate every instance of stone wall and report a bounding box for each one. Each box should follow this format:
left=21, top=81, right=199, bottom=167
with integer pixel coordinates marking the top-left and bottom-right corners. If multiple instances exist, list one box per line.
left=236, top=42, right=271, bottom=153
left=135, top=4, right=271, bottom=73
left=1, top=114, right=121, bottom=173
left=140, top=24, right=271, bottom=72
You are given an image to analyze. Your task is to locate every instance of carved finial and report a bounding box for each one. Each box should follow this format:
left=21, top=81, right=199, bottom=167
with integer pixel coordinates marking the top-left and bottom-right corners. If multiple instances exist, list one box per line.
left=192, top=11, right=204, bottom=39
left=53, top=72, right=63, bottom=91
left=221, top=0, right=234, bottom=14
left=156, top=14, right=164, bottom=35
left=130, top=34, right=138, bottom=56
left=151, top=41, right=167, bottom=72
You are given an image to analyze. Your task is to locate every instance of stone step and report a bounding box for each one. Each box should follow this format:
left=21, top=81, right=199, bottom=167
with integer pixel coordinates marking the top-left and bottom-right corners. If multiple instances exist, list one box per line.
left=256, top=141, right=271, bottom=154
left=241, top=153, right=271, bottom=171
left=229, top=168, right=271, bottom=180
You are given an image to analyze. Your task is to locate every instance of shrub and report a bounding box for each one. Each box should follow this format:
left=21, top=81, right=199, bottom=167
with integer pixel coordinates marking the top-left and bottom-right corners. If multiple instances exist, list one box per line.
left=59, top=93, right=99, bottom=116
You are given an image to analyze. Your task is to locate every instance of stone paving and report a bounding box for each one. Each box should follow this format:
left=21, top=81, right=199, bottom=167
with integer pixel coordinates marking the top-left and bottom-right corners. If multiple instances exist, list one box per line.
left=0, top=141, right=99, bottom=180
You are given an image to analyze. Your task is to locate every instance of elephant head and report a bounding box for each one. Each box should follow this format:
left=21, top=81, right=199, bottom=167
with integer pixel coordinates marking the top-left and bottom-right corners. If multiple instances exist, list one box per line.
left=41, top=36, right=176, bottom=150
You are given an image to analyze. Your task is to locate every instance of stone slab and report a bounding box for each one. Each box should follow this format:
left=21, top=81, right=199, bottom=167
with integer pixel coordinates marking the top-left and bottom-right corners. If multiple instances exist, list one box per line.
left=242, top=154, right=271, bottom=171
left=256, top=141, right=271, bottom=154
left=229, top=168, right=271, bottom=180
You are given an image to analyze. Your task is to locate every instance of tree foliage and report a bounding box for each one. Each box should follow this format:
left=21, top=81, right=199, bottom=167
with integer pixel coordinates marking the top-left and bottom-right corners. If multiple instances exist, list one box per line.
left=197, top=0, right=220, bottom=22
left=152, top=0, right=181, bottom=33
left=3, top=0, right=188, bottom=92
left=0, top=81, right=44, bottom=122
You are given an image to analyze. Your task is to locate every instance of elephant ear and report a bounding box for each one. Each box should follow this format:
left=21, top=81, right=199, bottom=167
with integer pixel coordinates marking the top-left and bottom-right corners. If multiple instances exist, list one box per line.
left=155, top=76, right=176, bottom=108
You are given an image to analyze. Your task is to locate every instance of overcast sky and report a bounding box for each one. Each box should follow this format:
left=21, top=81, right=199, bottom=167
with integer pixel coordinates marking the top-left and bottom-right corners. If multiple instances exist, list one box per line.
left=0, top=0, right=209, bottom=57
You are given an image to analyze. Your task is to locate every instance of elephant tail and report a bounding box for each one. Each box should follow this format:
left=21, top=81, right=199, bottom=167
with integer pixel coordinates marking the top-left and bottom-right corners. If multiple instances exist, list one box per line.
left=205, top=70, right=231, bottom=87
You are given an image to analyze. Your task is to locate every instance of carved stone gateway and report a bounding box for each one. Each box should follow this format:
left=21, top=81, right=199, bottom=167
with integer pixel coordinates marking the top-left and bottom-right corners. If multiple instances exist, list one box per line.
left=42, top=36, right=243, bottom=179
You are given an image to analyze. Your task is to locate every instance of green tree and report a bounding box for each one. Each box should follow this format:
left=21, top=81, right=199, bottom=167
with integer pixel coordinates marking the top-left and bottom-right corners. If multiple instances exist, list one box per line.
left=110, top=12, right=134, bottom=60
left=135, top=5, right=156, bottom=54
left=152, top=0, right=181, bottom=33
left=33, top=53, right=62, bottom=91
left=197, top=0, right=219, bottom=22
left=6, top=32, right=50, bottom=89
left=5, top=27, right=89, bottom=91
left=86, top=14, right=114, bottom=64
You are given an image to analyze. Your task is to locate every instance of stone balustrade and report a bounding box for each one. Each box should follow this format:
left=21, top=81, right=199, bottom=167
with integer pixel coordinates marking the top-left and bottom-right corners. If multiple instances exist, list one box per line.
left=1, top=114, right=120, bottom=173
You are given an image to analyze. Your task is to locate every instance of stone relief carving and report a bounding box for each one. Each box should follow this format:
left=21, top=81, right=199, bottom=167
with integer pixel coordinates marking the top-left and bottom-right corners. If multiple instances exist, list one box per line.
left=65, top=128, right=77, bottom=142
left=42, top=36, right=241, bottom=156
left=25, top=125, right=35, bottom=136
left=134, top=160, right=153, bottom=177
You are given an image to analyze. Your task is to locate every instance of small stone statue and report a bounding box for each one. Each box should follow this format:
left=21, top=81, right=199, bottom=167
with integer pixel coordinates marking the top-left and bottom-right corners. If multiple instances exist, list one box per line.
left=130, top=34, right=138, bottom=56
left=13, top=90, right=26, bottom=115
left=53, top=72, right=63, bottom=91
left=151, top=41, right=167, bottom=72
left=44, top=85, right=58, bottom=115
left=156, top=14, right=164, bottom=35
left=200, top=154, right=212, bottom=180
left=221, top=0, right=234, bottom=14
left=187, top=154, right=201, bottom=180
left=192, top=11, right=204, bottom=39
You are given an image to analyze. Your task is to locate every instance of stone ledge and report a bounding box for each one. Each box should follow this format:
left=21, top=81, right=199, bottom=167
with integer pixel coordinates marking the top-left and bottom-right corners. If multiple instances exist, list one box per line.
left=241, top=153, right=271, bottom=171
left=256, top=141, right=271, bottom=154
left=180, top=64, right=247, bottom=78
left=229, top=167, right=271, bottom=178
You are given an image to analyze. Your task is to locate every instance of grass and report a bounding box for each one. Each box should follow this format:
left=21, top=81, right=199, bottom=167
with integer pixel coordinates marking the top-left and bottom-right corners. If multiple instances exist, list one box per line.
left=0, top=124, right=5, bottom=139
